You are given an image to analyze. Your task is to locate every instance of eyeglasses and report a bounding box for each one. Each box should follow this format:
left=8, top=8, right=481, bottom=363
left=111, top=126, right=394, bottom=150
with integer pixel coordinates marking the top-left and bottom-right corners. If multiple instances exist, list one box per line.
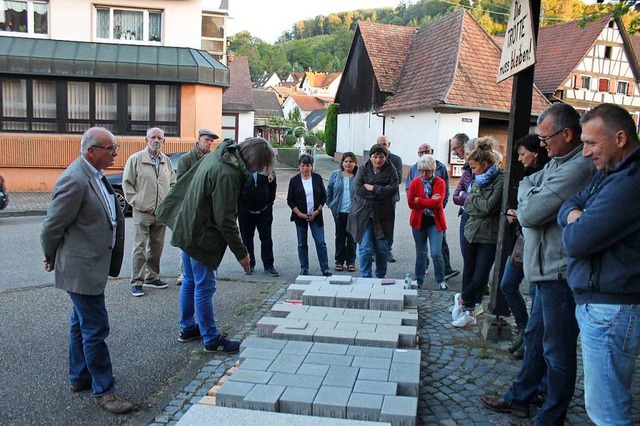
left=91, top=144, right=120, bottom=154
left=538, top=129, right=564, bottom=144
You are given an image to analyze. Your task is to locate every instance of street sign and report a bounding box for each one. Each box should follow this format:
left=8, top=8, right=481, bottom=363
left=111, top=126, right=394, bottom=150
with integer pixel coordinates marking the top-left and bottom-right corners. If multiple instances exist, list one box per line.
left=497, top=0, right=536, bottom=83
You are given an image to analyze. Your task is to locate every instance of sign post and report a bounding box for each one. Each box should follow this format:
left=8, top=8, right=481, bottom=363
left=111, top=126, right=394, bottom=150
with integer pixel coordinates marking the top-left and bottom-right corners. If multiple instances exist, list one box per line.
left=485, top=0, right=541, bottom=342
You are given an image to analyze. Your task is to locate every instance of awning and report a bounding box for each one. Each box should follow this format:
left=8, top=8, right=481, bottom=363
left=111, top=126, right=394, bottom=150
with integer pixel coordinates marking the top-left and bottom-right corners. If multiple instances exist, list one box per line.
left=0, top=36, right=229, bottom=87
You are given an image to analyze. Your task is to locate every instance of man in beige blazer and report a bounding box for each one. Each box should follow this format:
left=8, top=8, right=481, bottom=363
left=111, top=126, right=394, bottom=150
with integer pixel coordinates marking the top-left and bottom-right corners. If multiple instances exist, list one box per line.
left=41, top=127, right=132, bottom=414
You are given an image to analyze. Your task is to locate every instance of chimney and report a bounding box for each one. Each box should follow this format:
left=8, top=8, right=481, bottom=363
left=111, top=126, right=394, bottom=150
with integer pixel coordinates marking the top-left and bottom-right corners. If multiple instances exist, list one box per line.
left=227, top=50, right=235, bottom=63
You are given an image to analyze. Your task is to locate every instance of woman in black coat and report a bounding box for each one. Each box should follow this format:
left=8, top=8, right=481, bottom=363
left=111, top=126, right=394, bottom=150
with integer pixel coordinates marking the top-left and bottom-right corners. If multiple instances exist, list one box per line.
left=287, top=154, right=331, bottom=276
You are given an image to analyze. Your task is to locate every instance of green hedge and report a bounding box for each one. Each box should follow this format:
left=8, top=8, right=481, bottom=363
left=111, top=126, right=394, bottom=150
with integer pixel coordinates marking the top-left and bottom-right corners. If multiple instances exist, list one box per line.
left=325, top=103, right=338, bottom=157
left=275, top=147, right=301, bottom=168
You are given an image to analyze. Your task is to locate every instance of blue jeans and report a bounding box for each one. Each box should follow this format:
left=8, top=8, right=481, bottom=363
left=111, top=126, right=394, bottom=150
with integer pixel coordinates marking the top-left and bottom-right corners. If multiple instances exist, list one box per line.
left=180, top=252, right=220, bottom=345
left=295, top=221, right=329, bottom=272
left=418, top=230, right=454, bottom=274
left=577, top=303, right=640, bottom=426
left=411, top=222, right=444, bottom=284
left=461, top=242, right=496, bottom=309
left=500, top=256, right=528, bottom=330
left=68, top=292, right=114, bottom=397
left=359, top=219, right=389, bottom=278
left=504, top=280, right=579, bottom=425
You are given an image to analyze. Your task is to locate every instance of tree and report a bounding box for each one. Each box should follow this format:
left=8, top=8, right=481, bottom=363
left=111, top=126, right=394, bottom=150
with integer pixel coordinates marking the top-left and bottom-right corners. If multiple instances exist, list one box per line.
left=288, top=107, right=302, bottom=125
left=584, top=1, right=640, bottom=34
left=325, top=103, right=339, bottom=157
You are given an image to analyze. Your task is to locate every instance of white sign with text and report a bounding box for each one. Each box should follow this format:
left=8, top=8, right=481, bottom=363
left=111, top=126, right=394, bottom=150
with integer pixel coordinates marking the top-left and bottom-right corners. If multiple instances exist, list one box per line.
left=497, top=0, right=536, bottom=83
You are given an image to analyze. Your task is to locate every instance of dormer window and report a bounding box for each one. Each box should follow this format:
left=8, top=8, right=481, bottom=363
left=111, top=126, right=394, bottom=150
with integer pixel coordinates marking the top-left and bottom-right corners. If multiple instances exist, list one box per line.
left=0, top=0, right=48, bottom=35
left=95, top=7, right=162, bottom=43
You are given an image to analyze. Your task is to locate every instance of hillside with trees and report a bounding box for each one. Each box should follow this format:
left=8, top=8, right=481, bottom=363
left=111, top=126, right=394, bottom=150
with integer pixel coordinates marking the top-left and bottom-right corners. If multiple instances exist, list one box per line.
left=229, top=0, right=634, bottom=81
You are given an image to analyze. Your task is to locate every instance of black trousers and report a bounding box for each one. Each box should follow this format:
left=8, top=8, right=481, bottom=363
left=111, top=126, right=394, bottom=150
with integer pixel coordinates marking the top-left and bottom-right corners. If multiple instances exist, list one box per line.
left=334, top=212, right=356, bottom=266
left=238, top=208, right=274, bottom=269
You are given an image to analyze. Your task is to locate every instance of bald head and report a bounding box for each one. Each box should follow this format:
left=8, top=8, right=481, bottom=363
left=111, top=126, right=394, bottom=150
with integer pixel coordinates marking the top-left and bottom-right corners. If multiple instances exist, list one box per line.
left=418, top=143, right=433, bottom=157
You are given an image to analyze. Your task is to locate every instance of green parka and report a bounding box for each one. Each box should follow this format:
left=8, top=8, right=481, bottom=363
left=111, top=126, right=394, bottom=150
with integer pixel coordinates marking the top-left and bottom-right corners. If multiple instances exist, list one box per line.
left=156, top=140, right=250, bottom=269
left=463, top=169, right=504, bottom=244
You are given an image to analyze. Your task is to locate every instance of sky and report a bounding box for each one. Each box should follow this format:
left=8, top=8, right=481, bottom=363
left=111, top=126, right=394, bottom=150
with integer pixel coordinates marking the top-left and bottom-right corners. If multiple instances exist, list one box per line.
left=204, top=0, right=401, bottom=43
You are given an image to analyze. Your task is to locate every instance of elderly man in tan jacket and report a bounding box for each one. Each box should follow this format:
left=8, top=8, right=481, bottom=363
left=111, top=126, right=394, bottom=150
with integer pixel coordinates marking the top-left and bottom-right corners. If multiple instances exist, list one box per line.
left=123, top=127, right=176, bottom=297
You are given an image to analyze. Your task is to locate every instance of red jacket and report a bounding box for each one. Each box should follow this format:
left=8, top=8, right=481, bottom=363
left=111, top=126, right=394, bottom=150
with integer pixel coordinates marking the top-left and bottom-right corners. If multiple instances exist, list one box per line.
left=407, top=176, right=447, bottom=233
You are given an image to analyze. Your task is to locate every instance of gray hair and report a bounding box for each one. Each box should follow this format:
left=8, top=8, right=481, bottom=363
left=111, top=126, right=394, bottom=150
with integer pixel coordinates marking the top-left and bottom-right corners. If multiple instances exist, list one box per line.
left=239, top=137, right=276, bottom=173
left=464, top=138, right=477, bottom=152
left=417, top=154, right=437, bottom=171
left=80, top=127, right=114, bottom=155
left=146, top=127, right=165, bottom=138
left=538, top=103, right=581, bottom=139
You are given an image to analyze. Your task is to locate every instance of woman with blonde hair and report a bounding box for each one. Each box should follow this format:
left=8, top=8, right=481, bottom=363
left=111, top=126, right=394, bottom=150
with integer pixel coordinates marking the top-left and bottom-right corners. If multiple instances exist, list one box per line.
left=452, top=137, right=504, bottom=327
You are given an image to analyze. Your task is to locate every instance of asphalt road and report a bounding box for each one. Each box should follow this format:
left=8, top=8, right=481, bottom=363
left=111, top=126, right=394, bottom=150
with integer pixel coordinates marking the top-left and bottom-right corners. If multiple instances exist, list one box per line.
left=0, top=157, right=467, bottom=425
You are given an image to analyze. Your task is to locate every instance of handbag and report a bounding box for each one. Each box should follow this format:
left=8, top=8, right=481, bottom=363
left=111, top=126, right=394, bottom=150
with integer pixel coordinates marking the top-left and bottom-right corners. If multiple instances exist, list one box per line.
left=510, top=229, right=524, bottom=268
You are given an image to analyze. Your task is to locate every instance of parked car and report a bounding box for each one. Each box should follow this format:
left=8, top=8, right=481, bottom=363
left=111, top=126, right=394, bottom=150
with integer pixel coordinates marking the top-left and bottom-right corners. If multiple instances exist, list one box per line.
left=0, top=174, right=8, bottom=210
left=106, top=152, right=185, bottom=215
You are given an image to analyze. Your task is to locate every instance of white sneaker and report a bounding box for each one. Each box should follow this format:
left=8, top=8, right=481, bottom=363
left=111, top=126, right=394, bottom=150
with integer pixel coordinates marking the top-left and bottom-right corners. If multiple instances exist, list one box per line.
left=475, top=304, right=484, bottom=316
left=451, top=293, right=464, bottom=321
left=452, top=311, right=476, bottom=328
left=438, top=281, right=449, bottom=290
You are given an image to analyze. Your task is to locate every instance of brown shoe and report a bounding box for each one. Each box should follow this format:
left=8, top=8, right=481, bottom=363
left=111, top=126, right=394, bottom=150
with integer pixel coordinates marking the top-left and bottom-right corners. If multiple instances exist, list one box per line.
left=94, top=393, right=133, bottom=414
left=508, top=422, right=536, bottom=426
left=480, top=395, right=529, bottom=418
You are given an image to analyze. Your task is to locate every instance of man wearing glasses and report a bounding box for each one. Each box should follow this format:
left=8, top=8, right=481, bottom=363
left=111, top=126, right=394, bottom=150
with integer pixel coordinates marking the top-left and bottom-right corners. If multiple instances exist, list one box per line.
left=405, top=143, right=460, bottom=283
left=481, top=103, right=595, bottom=425
left=123, top=127, right=176, bottom=297
left=41, top=128, right=133, bottom=414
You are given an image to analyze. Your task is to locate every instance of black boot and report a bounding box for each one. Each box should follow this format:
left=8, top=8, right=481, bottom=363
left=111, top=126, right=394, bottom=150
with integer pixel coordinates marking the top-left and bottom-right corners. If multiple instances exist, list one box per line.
left=508, top=329, right=524, bottom=353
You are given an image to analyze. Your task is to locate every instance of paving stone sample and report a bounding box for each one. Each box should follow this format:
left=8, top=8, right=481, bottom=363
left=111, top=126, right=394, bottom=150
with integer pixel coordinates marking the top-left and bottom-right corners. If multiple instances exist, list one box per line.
left=388, top=362, right=420, bottom=397
left=279, top=386, right=318, bottom=416
left=334, top=292, right=370, bottom=310
left=239, top=347, right=281, bottom=362
left=322, top=365, right=360, bottom=388
left=392, top=349, right=421, bottom=364
left=310, top=342, right=349, bottom=355
left=287, top=284, right=309, bottom=301
left=268, top=373, right=324, bottom=389
left=369, top=293, right=404, bottom=311
left=346, top=346, right=394, bottom=359
left=334, top=322, right=376, bottom=332
left=242, top=384, right=286, bottom=411
left=295, top=275, right=322, bottom=284
left=380, top=395, right=417, bottom=426
left=296, top=363, right=330, bottom=377
left=286, top=307, right=329, bottom=320
left=227, top=369, right=274, bottom=385
left=361, top=316, right=403, bottom=326
left=399, top=289, right=418, bottom=307
left=215, top=382, right=256, bottom=408
left=375, top=325, right=418, bottom=347
left=281, top=340, right=314, bottom=356
left=271, top=304, right=308, bottom=318
left=358, top=367, right=389, bottom=382
left=305, top=320, right=338, bottom=330
left=353, top=380, right=398, bottom=396
left=256, top=317, right=301, bottom=337
left=346, top=392, right=384, bottom=422
left=302, top=290, right=337, bottom=307
left=380, top=311, right=419, bottom=326
left=177, top=405, right=390, bottom=425
left=239, top=357, right=273, bottom=371
left=313, top=385, right=352, bottom=419
left=351, top=356, right=392, bottom=370
left=326, top=275, right=352, bottom=285
left=304, top=352, right=354, bottom=367
left=268, top=353, right=306, bottom=374
left=355, top=331, right=399, bottom=348
left=240, top=337, right=288, bottom=352
left=312, top=328, right=356, bottom=345
left=272, top=325, right=317, bottom=342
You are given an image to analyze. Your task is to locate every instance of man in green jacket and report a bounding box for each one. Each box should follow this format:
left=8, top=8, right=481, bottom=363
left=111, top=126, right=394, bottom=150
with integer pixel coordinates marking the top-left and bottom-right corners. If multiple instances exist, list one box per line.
left=157, top=137, right=275, bottom=352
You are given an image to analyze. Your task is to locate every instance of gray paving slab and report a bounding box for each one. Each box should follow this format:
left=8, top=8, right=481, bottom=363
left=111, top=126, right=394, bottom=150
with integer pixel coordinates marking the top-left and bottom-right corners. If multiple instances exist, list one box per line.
left=286, top=284, right=309, bottom=301
left=256, top=317, right=301, bottom=337
left=355, top=331, right=399, bottom=348
left=340, top=308, right=380, bottom=317
left=312, top=385, right=352, bottom=419
left=326, top=275, right=352, bottom=285
left=240, top=337, right=288, bottom=352
left=239, top=357, right=273, bottom=371
left=380, top=395, right=418, bottom=426
left=268, top=353, right=306, bottom=374
left=295, top=275, right=322, bottom=284
left=281, top=340, right=314, bottom=355
left=279, top=387, right=318, bottom=416
left=286, top=308, right=328, bottom=320
left=351, top=355, right=392, bottom=370
left=227, top=369, right=274, bottom=385
left=176, top=405, right=390, bottom=425
left=392, top=348, right=421, bottom=364
left=268, top=373, right=325, bottom=390
left=334, top=292, right=370, bottom=310
left=310, top=342, right=349, bottom=355
left=242, top=384, right=286, bottom=412
left=271, top=303, right=308, bottom=318
left=305, top=320, right=338, bottom=330
left=296, top=363, right=330, bottom=377
left=334, top=321, right=376, bottom=332
left=272, top=325, right=317, bottom=341
left=353, top=380, right=398, bottom=396
left=375, top=325, right=418, bottom=347
left=389, top=362, right=420, bottom=397
left=333, top=315, right=365, bottom=323
left=361, top=316, right=403, bottom=326
left=239, top=347, right=282, bottom=362
left=215, top=382, right=256, bottom=409
left=369, top=293, right=404, bottom=311
left=358, top=367, right=389, bottom=382
left=302, top=290, right=337, bottom=307
left=322, top=365, right=360, bottom=388
left=312, top=328, right=357, bottom=345
left=346, top=346, right=394, bottom=359
left=304, top=352, right=354, bottom=367
left=346, top=393, right=384, bottom=422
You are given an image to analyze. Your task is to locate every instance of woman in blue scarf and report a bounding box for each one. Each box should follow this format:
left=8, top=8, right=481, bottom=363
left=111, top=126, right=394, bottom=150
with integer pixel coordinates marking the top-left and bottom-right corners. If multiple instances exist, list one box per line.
left=452, top=137, right=504, bottom=328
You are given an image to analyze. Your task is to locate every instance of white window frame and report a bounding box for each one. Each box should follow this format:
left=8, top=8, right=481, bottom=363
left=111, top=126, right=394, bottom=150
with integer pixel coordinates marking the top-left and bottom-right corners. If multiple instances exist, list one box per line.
left=94, top=6, right=162, bottom=44
left=581, top=75, right=591, bottom=91
left=617, top=81, right=629, bottom=96
left=0, top=0, right=49, bottom=37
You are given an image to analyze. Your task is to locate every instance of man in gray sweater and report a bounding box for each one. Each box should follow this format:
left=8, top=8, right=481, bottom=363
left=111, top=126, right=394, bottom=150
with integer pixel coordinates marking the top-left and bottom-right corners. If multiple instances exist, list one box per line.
left=481, top=103, right=595, bottom=425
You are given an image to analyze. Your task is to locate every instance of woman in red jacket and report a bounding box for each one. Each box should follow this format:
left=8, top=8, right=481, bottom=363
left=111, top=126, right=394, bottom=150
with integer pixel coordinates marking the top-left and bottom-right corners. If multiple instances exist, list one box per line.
left=407, top=155, right=447, bottom=289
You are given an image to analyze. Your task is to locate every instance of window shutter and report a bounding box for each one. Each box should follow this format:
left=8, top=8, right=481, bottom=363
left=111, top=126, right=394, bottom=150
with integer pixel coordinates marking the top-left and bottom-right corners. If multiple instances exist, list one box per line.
left=628, top=82, right=634, bottom=97
left=599, top=79, right=608, bottom=92
left=574, top=76, right=581, bottom=89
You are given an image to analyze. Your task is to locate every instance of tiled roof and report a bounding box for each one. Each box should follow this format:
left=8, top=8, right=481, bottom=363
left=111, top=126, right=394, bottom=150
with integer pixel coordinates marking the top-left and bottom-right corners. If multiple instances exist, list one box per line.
left=223, top=56, right=255, bottom=111
left=252, top=73, right=271, bottom=88
left=253, top=89, right=283, bottom=118
left=358, top=21, right=416, bottom=93
left=535, top=15, right=610, bottom=94
left=304, top=109, right=327, bottom=130
left=279, top=81, right=300, bottom=88
left=305, top=71, right=342, bottom=88
left=289, top=94, right=328, bottom=111
left=630, top=35, right=640, bottom=72
left=379, top=9, right=549, bottom=115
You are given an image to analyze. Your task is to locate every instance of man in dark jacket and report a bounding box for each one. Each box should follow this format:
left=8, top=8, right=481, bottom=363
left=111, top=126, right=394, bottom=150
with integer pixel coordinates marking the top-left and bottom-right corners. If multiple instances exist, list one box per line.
left=156, top=137, right=275, bottom=353
left=239, top=167, right=278, bottom=277
left=376, top=135, right=403, bottom=263
left=559, top=103, right=640, bottom=426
